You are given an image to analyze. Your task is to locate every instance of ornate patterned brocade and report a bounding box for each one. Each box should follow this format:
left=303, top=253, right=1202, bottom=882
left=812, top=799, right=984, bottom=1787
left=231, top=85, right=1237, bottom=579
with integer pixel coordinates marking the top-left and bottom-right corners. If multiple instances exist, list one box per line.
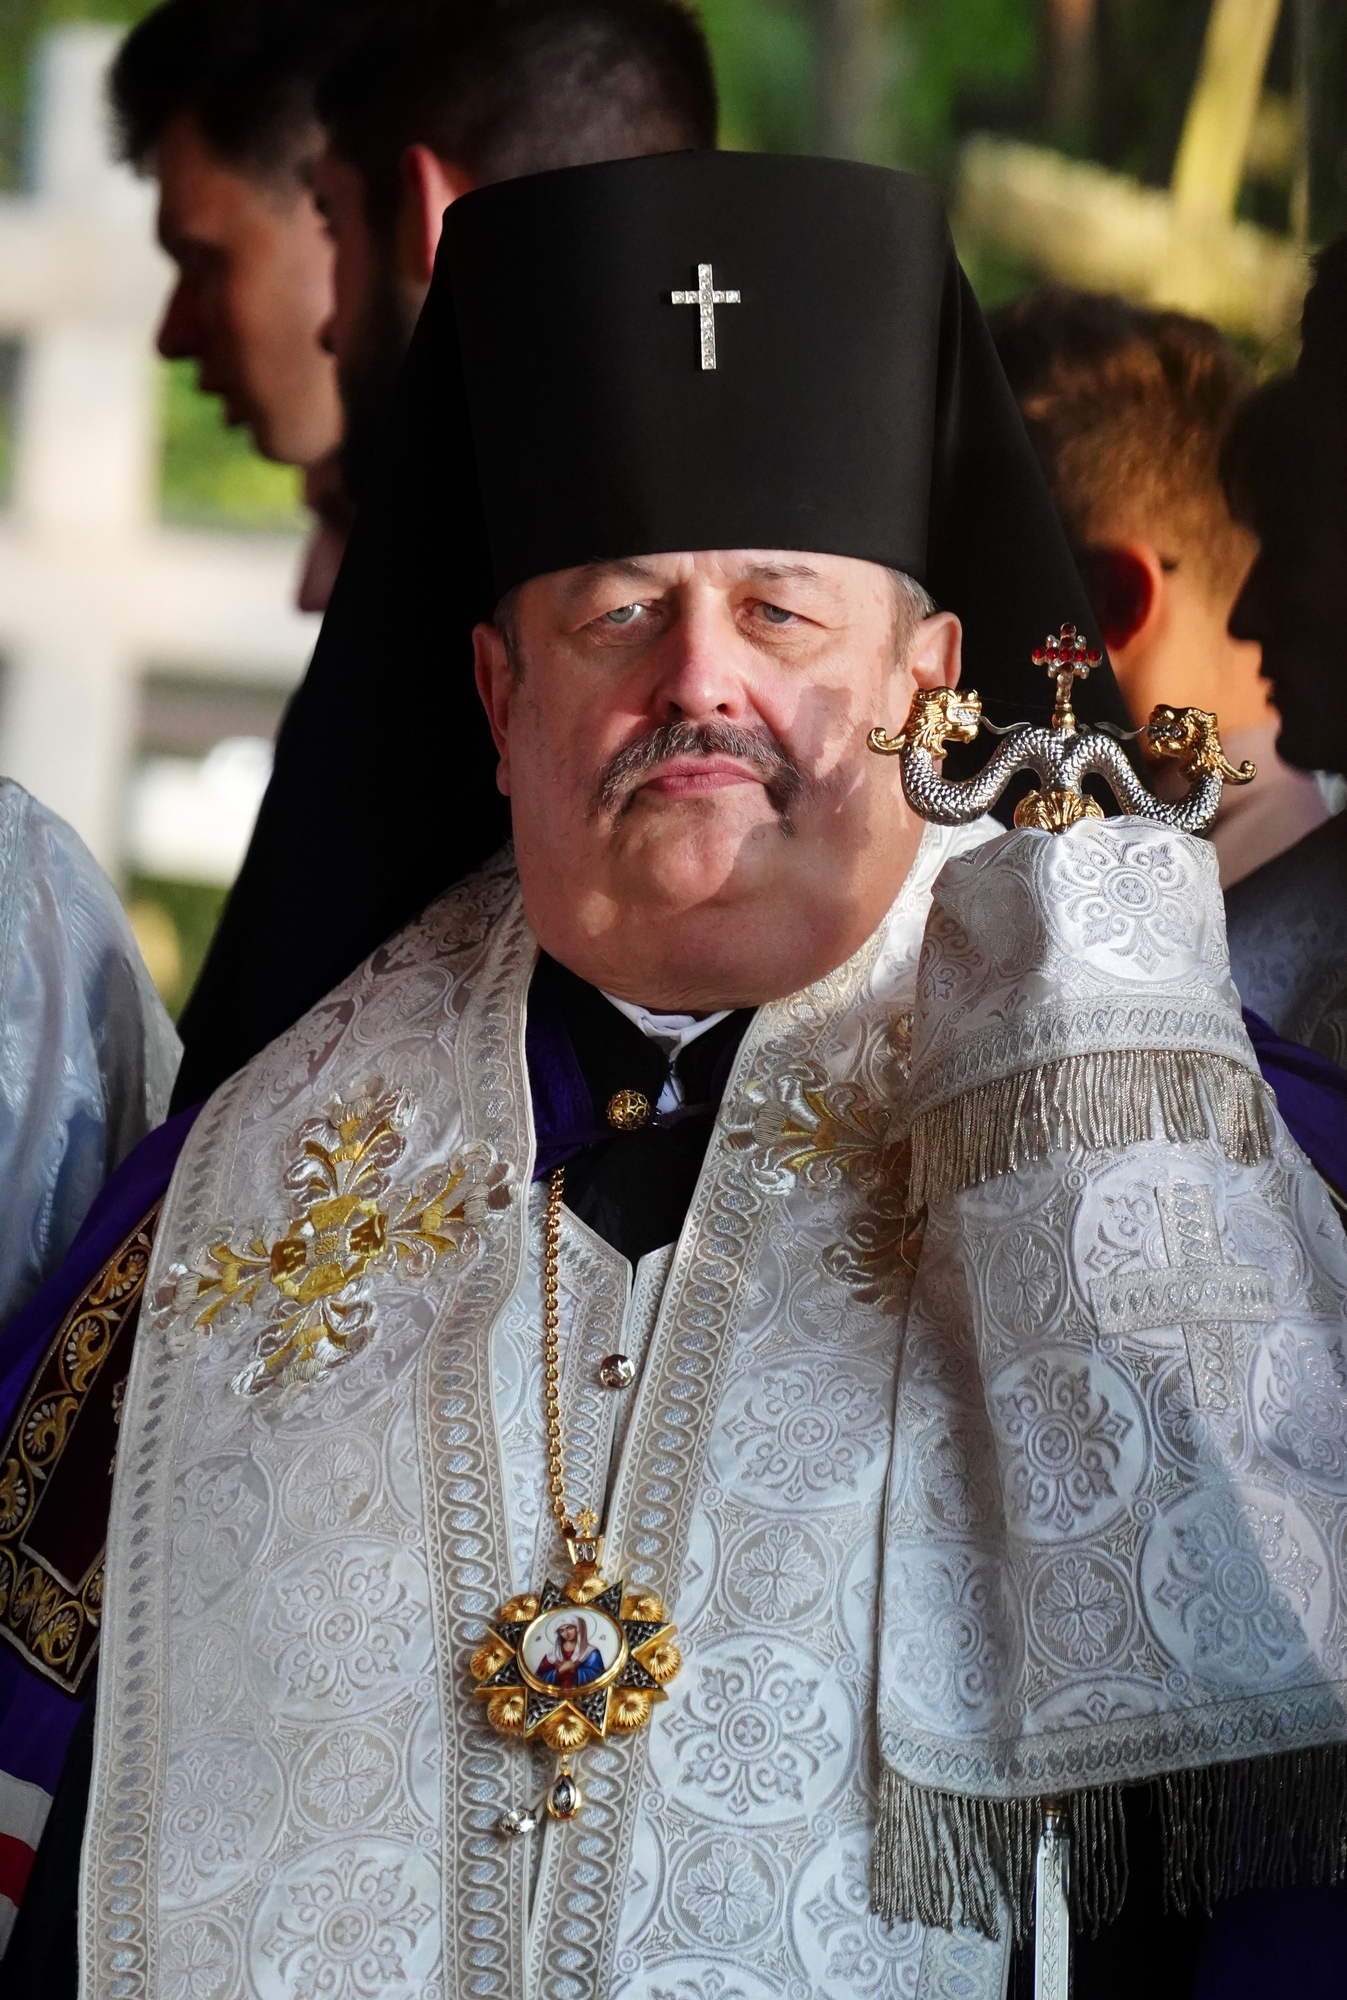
left=0, top=1202, right=160, bottom=1691
left=84, top=830, right=1009, bottom=2000
left=158, top=1080, right=511, bottom=1394
left=905, top=819, right=1273, bottom=1196
left=874, top=823, right=1347, bottom=1940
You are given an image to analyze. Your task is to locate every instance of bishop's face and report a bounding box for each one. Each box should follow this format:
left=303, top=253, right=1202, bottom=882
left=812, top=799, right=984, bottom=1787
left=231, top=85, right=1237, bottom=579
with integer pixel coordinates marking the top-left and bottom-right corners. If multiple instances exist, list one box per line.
left=473, top=550, right=961, bottom=1011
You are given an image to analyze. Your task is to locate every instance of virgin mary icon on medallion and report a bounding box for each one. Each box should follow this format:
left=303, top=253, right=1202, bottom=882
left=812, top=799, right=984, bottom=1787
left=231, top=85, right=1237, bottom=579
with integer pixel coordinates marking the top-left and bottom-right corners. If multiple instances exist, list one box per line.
left=468, top=1169, right=681, bottom=1828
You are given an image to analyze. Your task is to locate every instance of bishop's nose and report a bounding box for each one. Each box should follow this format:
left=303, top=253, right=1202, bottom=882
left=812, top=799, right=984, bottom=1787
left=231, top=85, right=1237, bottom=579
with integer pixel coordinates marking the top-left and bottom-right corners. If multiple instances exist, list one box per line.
left=647, top=604, right=756, bottom=726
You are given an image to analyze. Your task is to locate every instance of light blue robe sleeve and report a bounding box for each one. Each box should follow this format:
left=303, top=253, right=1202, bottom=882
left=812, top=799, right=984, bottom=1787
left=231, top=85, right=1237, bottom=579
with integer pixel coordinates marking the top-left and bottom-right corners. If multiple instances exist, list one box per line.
left=0, top=778, right=181, bottom=1324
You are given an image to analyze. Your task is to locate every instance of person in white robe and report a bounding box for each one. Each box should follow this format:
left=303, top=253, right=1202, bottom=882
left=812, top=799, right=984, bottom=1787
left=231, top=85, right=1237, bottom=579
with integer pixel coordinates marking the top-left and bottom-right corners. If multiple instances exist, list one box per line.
left=0, top=778, right=178, bottom=1326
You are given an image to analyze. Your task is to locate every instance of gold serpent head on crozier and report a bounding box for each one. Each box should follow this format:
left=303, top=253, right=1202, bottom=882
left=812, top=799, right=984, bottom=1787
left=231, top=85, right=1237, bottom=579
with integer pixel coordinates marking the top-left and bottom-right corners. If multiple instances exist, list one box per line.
left=1143, top=704, right=1256, bottom=786
left=868, top=686, right=983, bottom=759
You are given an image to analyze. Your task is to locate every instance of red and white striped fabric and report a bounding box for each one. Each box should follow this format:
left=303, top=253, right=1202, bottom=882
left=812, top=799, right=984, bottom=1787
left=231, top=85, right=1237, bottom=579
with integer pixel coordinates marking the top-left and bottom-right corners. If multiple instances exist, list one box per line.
left=0, top=1771, right=52, bottom=1951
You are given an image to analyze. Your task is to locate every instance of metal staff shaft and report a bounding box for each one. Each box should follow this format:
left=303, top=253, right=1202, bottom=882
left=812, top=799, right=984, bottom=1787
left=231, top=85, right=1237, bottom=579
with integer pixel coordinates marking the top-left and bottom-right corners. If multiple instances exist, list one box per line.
left=1034, top=1799, right=1071, bottom=2000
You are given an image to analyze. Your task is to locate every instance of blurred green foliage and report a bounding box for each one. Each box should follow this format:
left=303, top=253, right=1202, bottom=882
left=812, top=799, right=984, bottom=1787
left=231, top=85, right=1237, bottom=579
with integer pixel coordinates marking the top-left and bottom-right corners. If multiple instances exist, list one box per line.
left=695, top=0, right=1227, bottom=190
left=699, top=0, right=814, bottom=153
left=0, top=337, right=17, bottom=501
left=883, top=0, right=1038, bottom=177
left=160, top=359, right=306, bottom=531
left=1091, top=0, right=1212, bottom=185
left=127, top=872, right=227, bottom=1016
left=700, top=0, right=1038, bottom=176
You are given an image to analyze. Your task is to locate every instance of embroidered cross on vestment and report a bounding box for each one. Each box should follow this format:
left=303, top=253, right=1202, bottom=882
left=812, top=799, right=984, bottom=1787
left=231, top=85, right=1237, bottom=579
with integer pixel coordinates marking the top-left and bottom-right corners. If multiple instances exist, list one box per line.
left=1089, top=1180, right=1274, bottom=1412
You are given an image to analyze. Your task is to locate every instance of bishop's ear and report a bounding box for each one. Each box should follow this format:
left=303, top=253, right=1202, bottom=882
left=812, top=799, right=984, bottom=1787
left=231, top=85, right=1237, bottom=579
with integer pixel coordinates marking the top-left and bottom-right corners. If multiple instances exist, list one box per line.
left=472, top=621, right=514, bottom=796
left=909, top=610, right=962, bottom=692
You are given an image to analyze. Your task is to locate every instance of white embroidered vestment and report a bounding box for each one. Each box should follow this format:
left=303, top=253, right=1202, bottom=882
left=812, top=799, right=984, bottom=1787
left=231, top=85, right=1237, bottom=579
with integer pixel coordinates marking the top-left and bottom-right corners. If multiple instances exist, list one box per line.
left=84, top=827, right=1010, bottom=2000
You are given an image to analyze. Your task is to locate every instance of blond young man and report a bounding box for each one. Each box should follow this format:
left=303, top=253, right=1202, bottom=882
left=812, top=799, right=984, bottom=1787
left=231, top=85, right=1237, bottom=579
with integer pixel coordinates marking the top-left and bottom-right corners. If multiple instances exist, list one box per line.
left=991, top=289, right=1327, bottom=886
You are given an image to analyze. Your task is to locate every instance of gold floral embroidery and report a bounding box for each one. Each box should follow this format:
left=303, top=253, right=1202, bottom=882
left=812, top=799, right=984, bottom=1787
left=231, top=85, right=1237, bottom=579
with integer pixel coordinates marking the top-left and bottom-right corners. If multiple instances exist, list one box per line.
left=728, top=1014, right=924, bottom=1314
left=821, top=1164, right=924, bottom=1316
left=160, top=1081, right=511, bottom=1394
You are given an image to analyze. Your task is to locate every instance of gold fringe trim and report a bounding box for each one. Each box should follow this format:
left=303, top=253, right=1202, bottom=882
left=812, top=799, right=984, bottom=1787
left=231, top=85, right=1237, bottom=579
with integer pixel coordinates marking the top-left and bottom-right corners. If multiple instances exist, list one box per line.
left=873, top=1750, right=1347, bottom=1946
left=1156, top=1750, right=1347, bottom=1915
left=909, top=1049, right=1273, bottom=1211
left=872, top=1770, right=1127, bottom=1945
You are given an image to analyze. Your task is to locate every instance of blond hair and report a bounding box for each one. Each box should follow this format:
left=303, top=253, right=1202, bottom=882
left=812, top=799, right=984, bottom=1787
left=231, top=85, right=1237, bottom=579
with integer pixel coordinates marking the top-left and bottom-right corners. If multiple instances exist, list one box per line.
left=990, top=289, right=1256, bottom=601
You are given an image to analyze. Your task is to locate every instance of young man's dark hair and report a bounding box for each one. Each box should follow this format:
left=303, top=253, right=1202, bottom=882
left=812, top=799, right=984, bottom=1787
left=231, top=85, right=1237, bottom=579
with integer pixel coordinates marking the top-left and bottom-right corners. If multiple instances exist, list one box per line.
left=1298, top=233, right=1347, bottom=410
left=314, top=0, right=718, bottom=499
left=1223, top=241, right=1347, bottom=779
left=1220, top=240, right=1347, bottom=1066
left=991, top=288, right=1254, bottom=613
left=111, top=0, right=369, bottom=181
left=319, top=0, right=718, bottom=225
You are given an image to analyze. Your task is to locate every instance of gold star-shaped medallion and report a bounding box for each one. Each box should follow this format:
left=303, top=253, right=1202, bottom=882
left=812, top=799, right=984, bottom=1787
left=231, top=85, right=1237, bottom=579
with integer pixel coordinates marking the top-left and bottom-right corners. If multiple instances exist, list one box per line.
left=470, top=1534, right=680, bottom=1755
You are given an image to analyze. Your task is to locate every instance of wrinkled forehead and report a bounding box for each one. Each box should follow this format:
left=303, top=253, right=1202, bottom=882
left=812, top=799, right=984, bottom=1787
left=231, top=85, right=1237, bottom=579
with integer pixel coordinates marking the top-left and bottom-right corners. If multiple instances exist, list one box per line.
left=506, top=548, right=906, bottom=616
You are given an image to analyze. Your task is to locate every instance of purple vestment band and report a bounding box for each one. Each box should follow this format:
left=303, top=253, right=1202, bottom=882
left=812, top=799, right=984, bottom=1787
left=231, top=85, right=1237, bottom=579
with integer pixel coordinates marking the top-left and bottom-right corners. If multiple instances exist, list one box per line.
left=0, top=1103, right=200, bottom=1933
left=1242, top=1009, right=1347, bottom=1200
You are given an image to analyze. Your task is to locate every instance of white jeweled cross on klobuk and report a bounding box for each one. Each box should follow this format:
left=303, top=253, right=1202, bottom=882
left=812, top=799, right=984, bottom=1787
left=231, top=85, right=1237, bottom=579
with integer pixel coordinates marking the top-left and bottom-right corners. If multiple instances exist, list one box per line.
left=670, top=262, right=740, bottom=370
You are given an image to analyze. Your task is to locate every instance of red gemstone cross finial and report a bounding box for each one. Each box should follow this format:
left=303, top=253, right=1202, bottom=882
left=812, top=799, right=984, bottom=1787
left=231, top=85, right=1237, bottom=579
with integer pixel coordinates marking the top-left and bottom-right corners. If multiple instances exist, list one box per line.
left=1032, top=623, right=1102, bottom=733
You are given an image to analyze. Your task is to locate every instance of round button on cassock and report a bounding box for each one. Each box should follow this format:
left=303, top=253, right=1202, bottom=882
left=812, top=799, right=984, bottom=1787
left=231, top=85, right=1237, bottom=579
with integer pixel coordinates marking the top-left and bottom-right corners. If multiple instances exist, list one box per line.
left=606, top=1089, right=652, bottom=1131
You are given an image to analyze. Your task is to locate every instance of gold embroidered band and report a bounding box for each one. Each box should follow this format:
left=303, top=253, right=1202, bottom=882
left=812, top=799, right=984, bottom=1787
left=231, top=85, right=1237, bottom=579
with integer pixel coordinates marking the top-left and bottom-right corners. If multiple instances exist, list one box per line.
left=0, top=1203, right=161, bottom=1692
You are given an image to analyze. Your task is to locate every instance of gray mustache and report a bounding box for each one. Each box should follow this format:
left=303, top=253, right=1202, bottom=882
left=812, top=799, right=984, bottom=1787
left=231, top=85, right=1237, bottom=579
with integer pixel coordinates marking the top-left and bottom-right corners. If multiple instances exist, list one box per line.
left=595, top=720, right=807, bottom=825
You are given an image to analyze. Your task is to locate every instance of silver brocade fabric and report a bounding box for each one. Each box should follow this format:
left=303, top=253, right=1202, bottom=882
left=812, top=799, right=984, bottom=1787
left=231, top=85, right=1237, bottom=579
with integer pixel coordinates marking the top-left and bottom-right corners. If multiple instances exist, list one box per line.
left=0, top=778, right=179, bottom=1323
left=905, top=817, right=1260, bottom=1128
left=85, top=827, right=1008, bottom=2000
left=879, top=820, right=1347, bottom=1804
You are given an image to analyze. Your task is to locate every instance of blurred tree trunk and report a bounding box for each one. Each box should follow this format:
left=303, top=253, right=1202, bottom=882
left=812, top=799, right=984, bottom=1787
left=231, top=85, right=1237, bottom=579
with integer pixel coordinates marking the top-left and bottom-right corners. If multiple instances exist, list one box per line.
left=1044, top=0, right=1097, bottom=149
left=809, top=0, right=888, bottom=160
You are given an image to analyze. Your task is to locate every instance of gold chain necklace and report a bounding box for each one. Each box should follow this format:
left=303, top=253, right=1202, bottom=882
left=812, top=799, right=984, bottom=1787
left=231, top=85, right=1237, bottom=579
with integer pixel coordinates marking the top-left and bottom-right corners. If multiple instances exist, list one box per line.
left=469, top=1165, right=682, bottom=1831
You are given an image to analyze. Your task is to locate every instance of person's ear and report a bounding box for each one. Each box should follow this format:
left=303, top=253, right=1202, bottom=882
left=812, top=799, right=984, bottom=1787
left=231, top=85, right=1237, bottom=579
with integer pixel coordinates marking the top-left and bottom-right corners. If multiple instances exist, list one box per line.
left=1077, top=544, right=1164, bottom=653
left=910, top=611, right=962, bottom=691
left=397, top=144, right=476, bottom=287
left=472, top=621, right=514, bottom=796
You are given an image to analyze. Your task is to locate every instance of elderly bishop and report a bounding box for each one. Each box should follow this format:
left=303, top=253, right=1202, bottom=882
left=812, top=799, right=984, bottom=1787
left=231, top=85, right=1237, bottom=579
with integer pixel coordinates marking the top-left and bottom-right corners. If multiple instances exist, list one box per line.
left=76, top=155, right=1347, bottom=2000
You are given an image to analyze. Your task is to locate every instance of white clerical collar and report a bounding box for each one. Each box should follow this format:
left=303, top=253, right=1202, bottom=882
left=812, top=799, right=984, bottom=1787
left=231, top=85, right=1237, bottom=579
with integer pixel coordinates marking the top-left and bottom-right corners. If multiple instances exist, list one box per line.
left=600, top=994, right=733, bottom=1116
left=600, top=994, right=732, bottom=1059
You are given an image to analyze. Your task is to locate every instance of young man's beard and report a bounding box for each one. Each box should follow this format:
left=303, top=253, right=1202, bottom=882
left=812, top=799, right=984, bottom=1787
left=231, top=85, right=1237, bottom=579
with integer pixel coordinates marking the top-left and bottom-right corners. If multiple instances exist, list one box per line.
left=336, top=249, right=419, bottom=505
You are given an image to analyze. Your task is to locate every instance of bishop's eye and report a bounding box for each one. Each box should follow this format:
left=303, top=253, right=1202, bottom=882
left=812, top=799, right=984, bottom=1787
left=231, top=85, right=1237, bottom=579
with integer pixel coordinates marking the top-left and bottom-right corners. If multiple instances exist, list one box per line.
left=604, top=604, right=642, bottom=626
left=760, top=602, right=796, bottom=625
